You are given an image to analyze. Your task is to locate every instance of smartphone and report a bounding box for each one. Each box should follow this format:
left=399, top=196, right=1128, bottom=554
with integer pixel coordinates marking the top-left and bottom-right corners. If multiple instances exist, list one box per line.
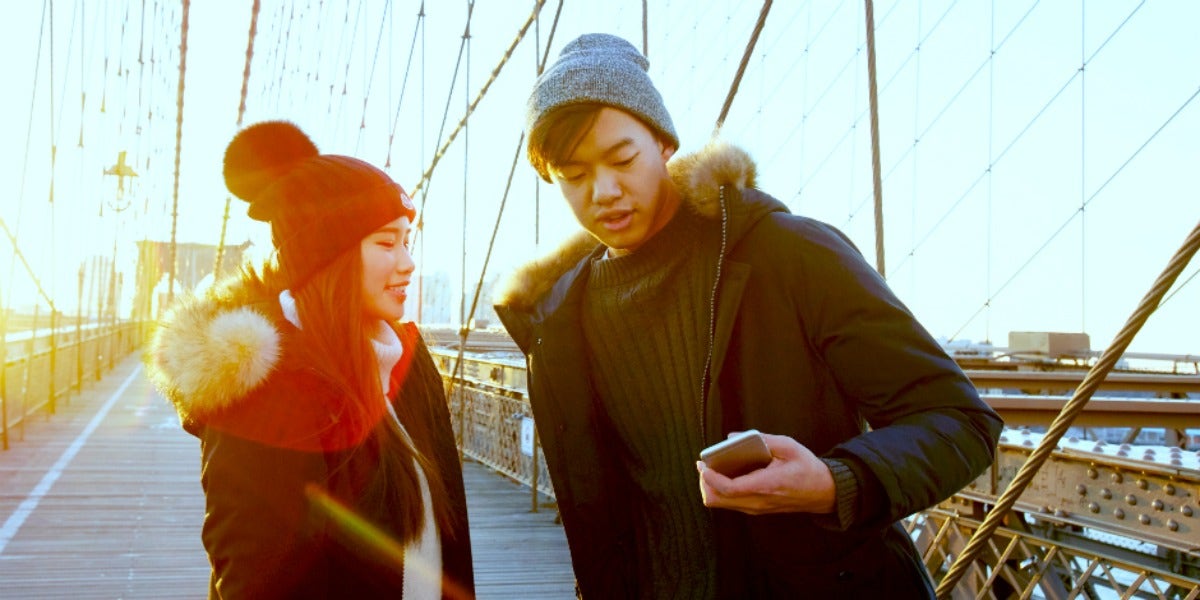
left=699, top=429, right=773, bottom=478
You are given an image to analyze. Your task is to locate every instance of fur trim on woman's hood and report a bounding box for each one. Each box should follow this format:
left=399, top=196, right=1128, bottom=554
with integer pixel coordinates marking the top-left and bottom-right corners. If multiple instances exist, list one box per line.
left=145, top=274, right=282, bottom=423
left=494, top=141, right=757, bottom=312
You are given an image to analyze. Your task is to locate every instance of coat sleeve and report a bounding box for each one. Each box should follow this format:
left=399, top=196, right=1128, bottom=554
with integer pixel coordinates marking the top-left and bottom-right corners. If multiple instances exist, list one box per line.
left=795, top=220, right=1003, bottom=530
left=199, top=427, right=330, bottom=598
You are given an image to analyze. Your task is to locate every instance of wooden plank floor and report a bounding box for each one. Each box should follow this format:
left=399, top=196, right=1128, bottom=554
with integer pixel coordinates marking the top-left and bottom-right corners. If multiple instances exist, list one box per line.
left=0, top=355, right=575, bottom=599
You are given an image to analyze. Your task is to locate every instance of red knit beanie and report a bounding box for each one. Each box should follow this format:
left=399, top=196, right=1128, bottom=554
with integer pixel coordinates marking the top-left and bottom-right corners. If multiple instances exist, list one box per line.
left=223, top=121, right=416, bottom=287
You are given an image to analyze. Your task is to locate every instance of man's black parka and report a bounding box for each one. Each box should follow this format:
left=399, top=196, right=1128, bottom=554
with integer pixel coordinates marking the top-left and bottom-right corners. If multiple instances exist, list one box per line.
left=495, top=142, right=1003, bottom=598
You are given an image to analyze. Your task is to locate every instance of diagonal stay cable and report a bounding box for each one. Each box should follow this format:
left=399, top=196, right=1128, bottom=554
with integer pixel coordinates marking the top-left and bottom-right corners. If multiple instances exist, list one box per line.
left=948, top=81, right=1200, bottom=342
left=353, top=0, right=393, bottom=153
left=445, top=0, right=563, bottom=433
left=408, top=0, right=476, bottom=254
left=410, top=0, right=546, bottom=248
left=935, top=217, right=1200, bottom=598
left=892, top=0, right=1145, bottom=273
left=713, top=0, right=773, bottom=136
left=384, top=2, right=425, bottom=170
left=0, top=217, right=57, bottom=312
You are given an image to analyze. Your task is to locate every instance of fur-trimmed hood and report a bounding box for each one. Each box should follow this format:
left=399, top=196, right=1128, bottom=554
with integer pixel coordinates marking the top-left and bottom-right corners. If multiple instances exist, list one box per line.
left=494, top=141, right=778, bottom=312
left=145, top=273, right=285, bottom=425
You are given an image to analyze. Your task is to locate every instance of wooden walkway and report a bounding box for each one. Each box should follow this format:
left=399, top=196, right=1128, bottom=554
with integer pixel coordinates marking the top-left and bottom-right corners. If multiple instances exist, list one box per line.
left=0, top=355, right=574, bottom=598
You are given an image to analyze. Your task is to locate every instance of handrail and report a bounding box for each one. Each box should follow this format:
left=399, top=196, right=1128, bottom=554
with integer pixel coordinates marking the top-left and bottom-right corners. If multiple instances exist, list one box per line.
left=965, top=370, right=1200, bottom=394
left=1, top=321, right=144, bottom=450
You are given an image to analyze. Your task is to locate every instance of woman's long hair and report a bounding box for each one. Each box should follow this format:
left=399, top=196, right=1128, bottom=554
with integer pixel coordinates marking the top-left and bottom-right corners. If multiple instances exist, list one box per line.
left=273, top=247, right=454, bottom=544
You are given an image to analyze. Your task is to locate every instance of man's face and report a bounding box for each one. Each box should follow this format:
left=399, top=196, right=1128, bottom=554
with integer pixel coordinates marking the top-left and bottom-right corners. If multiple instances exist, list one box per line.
left=549, top=108, right=679, bottom=256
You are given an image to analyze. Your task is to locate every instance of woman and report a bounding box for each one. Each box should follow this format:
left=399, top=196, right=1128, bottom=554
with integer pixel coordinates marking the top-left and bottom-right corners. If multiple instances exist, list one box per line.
left=147, top=121, right=474, bottom=599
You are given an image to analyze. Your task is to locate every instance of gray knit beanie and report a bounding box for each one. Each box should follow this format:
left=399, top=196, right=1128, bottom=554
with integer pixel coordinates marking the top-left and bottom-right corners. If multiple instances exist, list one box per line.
left=527, top=33, right=679, bottom=148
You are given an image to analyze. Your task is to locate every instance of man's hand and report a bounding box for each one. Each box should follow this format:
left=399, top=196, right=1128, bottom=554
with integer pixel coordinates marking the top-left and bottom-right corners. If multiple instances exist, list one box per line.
left=696, top=433, right=836, bottom=515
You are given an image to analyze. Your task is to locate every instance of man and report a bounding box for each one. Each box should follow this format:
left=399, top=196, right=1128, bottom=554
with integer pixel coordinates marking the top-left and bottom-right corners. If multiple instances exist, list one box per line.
left=494, top=33, right=1002, bottom=599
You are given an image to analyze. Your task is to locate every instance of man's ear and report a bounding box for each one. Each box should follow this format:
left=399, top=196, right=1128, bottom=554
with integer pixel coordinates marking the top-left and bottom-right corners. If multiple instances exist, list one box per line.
left=661, top=142, right=677, bottom=162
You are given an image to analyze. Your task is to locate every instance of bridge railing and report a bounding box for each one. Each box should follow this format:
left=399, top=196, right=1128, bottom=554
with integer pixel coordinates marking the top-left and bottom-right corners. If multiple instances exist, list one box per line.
left=433, top=347, right=1200, bottom=597
left=1, top=320, right=144, bottom=450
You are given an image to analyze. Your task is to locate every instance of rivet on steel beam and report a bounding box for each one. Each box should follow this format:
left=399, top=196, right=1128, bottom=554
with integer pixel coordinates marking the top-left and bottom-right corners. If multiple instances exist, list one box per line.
left=1138, top=514, right=1151, bottom=525
left=1125, top=495, right=1138, bottom=506
left=1113, top=508, right=1125, bottom=520
left=1076, top=484, right=1087, bottom=496
left=1182, top=506, right=1194, bottom=518
left=1163, top=484, right=1176, bottom=496
left=1167, top=519, right=1179, bottom=532
left=1111, top=473, right=1123, bottom=484
left=1136, top=479, right=1149, bottom=490
left=1087, top=468, right=1098, bottom=480
left=1100, top=489, right=1112, bottom=500
left=1151, top=499, right=1164, bottom=511
left=1087, top=502, right=1100, bottom=514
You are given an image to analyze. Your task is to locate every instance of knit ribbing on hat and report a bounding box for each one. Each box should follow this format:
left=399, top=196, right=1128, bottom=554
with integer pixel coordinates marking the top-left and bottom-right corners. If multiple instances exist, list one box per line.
left=527, top=33, right=678, bottom=149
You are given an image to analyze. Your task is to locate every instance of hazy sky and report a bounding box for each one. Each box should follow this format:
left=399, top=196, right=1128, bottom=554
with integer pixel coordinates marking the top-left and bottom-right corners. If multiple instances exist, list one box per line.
left=2, top=0, right=1197, bottom=358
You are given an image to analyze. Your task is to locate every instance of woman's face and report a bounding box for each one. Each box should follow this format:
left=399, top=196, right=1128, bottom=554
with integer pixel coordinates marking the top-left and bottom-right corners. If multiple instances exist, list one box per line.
left=360, top=216, right=415, bottom=322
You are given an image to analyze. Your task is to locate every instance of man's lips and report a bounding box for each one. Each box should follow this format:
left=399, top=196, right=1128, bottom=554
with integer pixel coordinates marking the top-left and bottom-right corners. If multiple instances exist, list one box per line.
left=597, top=210, right=633, bottom=231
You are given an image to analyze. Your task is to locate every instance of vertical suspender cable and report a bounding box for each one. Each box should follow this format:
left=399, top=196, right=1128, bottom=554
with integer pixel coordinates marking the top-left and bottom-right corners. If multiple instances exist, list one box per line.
left=1079, top=1, right=1088, bottom=337
left=448, top=0, right=560, bottom=452
left=460, top=5, right=471, bottom=331
left=167, top=0, right=190, bottom=305
left=641, top=0, right=648, bottom=58
left=863, top=0, right=885, bottom=278
left=418, top=2, right=426, bottom=324
left=214, top=0, right=261, bottom=281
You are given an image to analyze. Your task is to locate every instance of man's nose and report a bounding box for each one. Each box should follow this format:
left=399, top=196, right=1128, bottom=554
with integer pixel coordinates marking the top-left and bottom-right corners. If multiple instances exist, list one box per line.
left=592, top=169, right=620, bottom=205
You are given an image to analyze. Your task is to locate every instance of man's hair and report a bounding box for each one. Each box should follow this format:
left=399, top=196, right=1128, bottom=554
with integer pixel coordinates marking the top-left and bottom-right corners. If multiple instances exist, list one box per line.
left=527, top=102, right=675, bottom=183
left=527, top=103, right=602, bottom=183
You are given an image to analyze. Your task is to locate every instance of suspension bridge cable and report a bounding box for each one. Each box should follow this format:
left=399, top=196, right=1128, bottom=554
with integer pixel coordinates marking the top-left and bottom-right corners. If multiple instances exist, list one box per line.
left=755, top=1, right=890, bottom=171
left=713, top=0, right=772, bottom=137
left=0, top=219, right=57, bottom=313
left=863, top=0, right=884, bottom=277
left=446, top=0, right=564, bottom=438
left=384, top=4, right=425, bottom=170
left=1159, top=266, right=1198, bottom=308
left=1079, top=1, right=1088, bottom=336
left=101, top=0, right=109, bottom=112
left=410, top=0, right=545, bottom=242
left=411, top=0, right=476, bottom=229
left=935, top=217, right=1200, bottom=598
left=891, top=0, right=1144, bottom=275
left=354, top=0, right=392, bottom=153
left=7, top=0, right=50, bottom=310
left=167, top=0, right=190, bottom=305
left=768, top=0, right=959, bottom=204
left=948, top=81, right=1200, bottom=342
left=641, top=0, right=648, bottom=57
left=48, top=0, right=57, bottom=206
left=461, top=1, right=471, bottom=328
left=331, top=1, right=366, bottom=142
left=213, top=0, right=261, bottom=282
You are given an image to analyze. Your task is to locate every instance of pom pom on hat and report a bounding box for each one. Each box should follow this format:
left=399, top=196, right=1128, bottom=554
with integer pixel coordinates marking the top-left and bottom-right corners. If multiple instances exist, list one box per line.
left=224, top=121, right=319, bottom=212
left=221, top=120, right=415, bottom=287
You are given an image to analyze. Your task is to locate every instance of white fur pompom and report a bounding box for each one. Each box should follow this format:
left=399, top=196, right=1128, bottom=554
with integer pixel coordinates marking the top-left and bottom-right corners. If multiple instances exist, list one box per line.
left=158, top=306, right=281, bottom=415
